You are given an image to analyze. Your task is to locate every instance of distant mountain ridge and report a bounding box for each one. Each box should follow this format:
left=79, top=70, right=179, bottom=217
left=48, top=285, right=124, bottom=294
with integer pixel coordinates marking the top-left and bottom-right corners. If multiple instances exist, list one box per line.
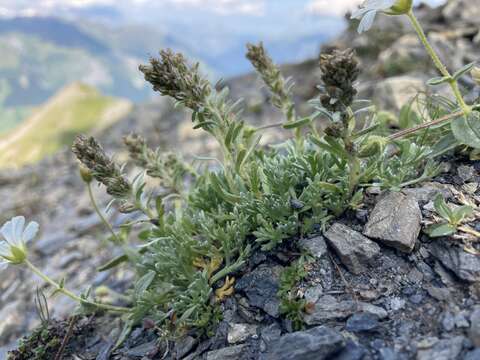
left=0, top=10, right=342, bottom=133
left=0, top=82, right=132, bottom=168
left=0, top=16, right=109, bottom=54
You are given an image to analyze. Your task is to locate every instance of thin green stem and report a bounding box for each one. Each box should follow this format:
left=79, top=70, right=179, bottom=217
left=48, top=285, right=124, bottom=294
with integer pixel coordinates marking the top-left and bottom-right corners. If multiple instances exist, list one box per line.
left=25, top=260, right=130, bottom=313
left=344, top=107, right=360, bottom=198
left=407, top=10, right=471, bottom=116
left=87, top=182, right=119, bottom=242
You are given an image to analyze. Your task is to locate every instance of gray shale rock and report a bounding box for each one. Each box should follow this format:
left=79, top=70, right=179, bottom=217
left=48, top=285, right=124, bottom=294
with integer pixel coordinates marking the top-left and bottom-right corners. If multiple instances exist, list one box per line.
left=324, top=223, right=381, bottom=274
left=416, top=336, right=464, bottom=360
left=363, top=192, right=421, bottom=253
left=402, top=182, right=453, bottom=203
left=304, top=295, right=388, bottom=325
left=264, top=326, right=345, bottom=360
left=227, top=323, right=258, bottom=344
left=429, top=241, right=480, bottom=282
left=373, top=76, right=425, bottom=112
left=345, top=312, right=380, bottom=332
left=298, top=235, right=328, bottom=259
left=469, top=306, right=480, bottom=347
left=235, top=265, right=282, bottom=317
left=206, top=344, right=248, bottom=360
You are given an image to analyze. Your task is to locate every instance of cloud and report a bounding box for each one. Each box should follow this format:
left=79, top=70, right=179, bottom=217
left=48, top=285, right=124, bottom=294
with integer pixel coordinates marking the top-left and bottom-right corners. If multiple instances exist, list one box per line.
left=305, top=0, right=361, bottom=16
left=305, top=0, right=446, bottom=16
left=162, top=0, right=265, bottom=16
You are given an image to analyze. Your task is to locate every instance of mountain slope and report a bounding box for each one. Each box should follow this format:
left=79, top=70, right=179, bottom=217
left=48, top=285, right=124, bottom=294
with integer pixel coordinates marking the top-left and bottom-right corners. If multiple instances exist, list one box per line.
left=0, top=82, right=132, bottom=168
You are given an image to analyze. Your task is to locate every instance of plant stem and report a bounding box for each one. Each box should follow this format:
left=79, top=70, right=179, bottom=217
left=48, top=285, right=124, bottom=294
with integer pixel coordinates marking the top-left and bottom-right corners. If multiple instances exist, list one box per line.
left=25, top=260, right=131, bottom=313
left=254, top=121, right=285, bottom=131
left=458, top=225, right=480, bottom=238
left=388, top=110, right=464, bottom=140
left=407, top=10, right=471, bottom=116
left=344, top=107, right=360, bottom=198
left=87, top=182, right=119, bottom=242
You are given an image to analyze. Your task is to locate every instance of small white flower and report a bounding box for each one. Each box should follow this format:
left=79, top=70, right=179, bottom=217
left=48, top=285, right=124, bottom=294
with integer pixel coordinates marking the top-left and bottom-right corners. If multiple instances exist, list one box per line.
left=351, top=0, right=412, bottom=33
left=0, top=216, right=39, bottom=268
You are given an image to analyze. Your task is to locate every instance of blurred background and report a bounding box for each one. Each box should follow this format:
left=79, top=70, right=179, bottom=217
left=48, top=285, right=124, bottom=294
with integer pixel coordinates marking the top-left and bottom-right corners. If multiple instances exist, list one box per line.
left=0, top=0, right=445, bottom=168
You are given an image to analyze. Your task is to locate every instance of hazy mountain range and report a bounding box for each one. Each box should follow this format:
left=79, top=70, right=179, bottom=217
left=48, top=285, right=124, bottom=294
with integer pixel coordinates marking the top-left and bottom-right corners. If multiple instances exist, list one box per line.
left=0, top=0, right=444, bottom=133
left=0, top=4, right=345, bottom=130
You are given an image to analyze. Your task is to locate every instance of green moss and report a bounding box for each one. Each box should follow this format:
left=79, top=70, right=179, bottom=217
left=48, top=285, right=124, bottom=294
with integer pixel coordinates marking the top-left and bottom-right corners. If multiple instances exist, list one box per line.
left=7, top=319, right=83, bottom=360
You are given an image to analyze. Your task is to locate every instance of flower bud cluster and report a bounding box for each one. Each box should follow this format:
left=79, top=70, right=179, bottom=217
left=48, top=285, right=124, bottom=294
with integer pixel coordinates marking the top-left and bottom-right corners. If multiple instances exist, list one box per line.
left=72, top=135, right=131, bottom=198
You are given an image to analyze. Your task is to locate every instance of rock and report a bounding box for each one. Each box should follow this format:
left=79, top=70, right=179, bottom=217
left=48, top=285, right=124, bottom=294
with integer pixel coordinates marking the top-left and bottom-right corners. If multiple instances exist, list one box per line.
left=425, top=286, right=451, bottom=302
left=457, top=165, right=476, bottom=182
left=304, top=295, right=387, bottom=325
left=227, top=323, right=258, bottom=344
left=409, top=293, right=424, bottom=305
left=378, top=347, right=398, bottom=360
left=373, top=76, right=425, bottom=112
left=389, top=297, right=406, bottom=311
left=298, top=236, right=328, bottom=259
left=402, top=183, right=453, bottom=203
left=441, top=311, right=455, bottom=332
left=206, top=344, right=248, bottom=360
left=443, top=0, right=480, bottom=24
left=469, top=307, right=480, bottom=347
left=324, top=223, right=381, bottom=274
left=264, top=326, right=345, bottom=360
left=429, top=241, right=480, bottom=282
left=175, top=336, right=197, bottom=359
left=345, top=313, right=379, bottom=332
left=416, top=336, right=464, bottom=360
left=464, top=348, right=480, bottom=360
left=235, top=265, right=282, bottom=317
left=363, top=192, right=421, bottom=253
left=333, top=340, right=366, bottom=360
left=260, top=323, right=282, bottom=352
left=378, top=35, right=428, bottom=75
left=35, top=232, right=75, bottom=256
left=124, top=340, right=158, bottom=357
left=304, top=285, right=323, bottom=304
left=454, top=312, right=469, bottom=328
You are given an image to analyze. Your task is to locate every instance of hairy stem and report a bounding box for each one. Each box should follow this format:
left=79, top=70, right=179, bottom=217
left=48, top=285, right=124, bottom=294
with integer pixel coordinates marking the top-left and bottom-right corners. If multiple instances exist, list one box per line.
left=407, top=10, right=471, bottom=116
left=388, top=110, right=464, bottom=140
left=25, top=260, right=130, bottom=313
left=87, top=182, right=119, bottom=242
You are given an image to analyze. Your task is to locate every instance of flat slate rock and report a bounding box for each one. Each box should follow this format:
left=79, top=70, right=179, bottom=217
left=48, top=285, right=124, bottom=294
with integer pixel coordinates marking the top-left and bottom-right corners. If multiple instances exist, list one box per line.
left=324, top=223, right=381, bottom=274
left=235, top=265, right=282, bottom=318
left=363, top=192, right=421, bottom=253
left=264, top=326, right=345, bottom=360
left=429, top=240, right=480, bottom=282
left=304, top=295, right=388, bottom=325
left=206, top=344, right=248, bottom=360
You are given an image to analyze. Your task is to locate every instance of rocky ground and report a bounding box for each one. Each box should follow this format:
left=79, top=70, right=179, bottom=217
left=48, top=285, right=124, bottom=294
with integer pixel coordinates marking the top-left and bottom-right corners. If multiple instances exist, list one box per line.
left=2, top=0, right=480, bottom=359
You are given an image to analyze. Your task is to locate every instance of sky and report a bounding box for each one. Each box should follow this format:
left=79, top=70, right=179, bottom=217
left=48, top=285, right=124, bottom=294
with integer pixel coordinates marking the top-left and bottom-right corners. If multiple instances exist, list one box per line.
left=0, top=0, right=447, bottom=19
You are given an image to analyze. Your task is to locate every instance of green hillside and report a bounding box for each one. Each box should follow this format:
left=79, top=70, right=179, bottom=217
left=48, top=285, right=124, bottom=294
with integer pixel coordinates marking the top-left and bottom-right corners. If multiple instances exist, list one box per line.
left=0, top=82, right=132, bottom=168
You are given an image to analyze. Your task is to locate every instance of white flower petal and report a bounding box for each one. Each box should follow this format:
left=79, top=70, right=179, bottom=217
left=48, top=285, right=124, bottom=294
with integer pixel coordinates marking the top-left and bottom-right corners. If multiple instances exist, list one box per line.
left=0, top=241, right=11, bottom=258
left=1, top=218, right=15, bottom=244
left=364, top=0, right=395, bottom=9
left=351, top=7, right=370, bottom=19
left=22, top=221, right=39, bottom=243
left=12, top=216, right=26, bottom=246
left=358, top=10, right=378, bottom=33
left=0, top=260, right=8, bottom=271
